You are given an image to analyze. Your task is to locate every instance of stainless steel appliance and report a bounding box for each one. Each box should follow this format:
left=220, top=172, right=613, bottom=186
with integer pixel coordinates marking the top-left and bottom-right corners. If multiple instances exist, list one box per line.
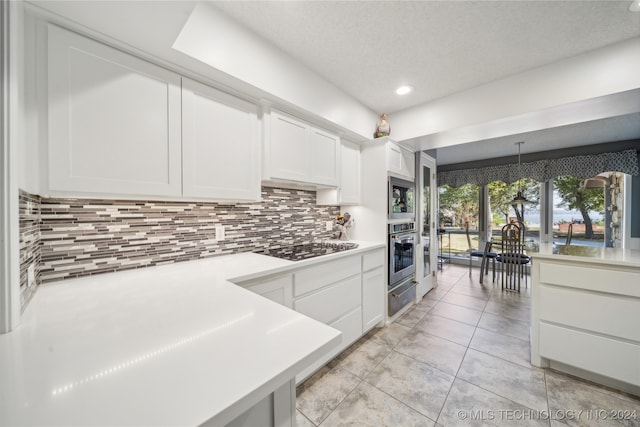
left=259, top=241, right=358, bottom=261
left=389, top=177, right=415, bottom=220
left=388, top=222, right=417, bottom=316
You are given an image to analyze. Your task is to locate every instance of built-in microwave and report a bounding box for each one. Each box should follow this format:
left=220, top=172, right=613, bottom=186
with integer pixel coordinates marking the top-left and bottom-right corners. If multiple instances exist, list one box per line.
left=389, top=177, right=415, bottom=220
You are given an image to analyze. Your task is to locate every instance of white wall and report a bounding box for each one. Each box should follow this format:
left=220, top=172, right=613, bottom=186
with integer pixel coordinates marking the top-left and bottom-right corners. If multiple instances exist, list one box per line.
left=390, top=37, right=640, bottom=147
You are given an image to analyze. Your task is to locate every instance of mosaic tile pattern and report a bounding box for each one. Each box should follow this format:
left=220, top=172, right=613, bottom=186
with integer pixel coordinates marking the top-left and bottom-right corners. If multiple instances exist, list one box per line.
left=37, top=187, right=339, bottom=283
left=19, top=190, right=41, bottom=309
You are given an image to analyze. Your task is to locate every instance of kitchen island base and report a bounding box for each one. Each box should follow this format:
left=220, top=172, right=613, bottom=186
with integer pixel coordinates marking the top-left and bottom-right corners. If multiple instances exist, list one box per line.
left=530, top=244, right=640, bottom=397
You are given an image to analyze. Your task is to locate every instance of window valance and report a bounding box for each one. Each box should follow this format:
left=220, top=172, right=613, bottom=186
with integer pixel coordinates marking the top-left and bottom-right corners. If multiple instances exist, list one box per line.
left=437, top=149, right=639, bottom=188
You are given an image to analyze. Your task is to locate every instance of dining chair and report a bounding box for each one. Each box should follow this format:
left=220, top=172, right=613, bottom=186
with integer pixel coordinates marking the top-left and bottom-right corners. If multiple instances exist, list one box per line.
left=565, top=222, right=573, bottom=246
left=468, top=241, right=497, bottom=284
left=496, top=222, right=530, bottom=291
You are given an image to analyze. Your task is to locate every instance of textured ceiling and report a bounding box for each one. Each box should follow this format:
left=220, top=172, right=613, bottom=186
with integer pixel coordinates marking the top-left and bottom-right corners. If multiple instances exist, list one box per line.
left=211, top=0, right=640, bottom=115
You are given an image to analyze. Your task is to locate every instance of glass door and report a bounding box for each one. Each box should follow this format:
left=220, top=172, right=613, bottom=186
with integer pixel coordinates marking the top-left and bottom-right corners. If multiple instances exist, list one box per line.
left=416, top=152, right=437, bottom=298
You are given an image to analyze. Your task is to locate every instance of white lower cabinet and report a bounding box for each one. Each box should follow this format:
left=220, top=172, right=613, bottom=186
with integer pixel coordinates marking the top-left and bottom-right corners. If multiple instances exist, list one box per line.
left=241, top=275, right=293, bottom=308
left=235, top=247, right=384, bottom=384
left=362, top=267, right=385, bottom=331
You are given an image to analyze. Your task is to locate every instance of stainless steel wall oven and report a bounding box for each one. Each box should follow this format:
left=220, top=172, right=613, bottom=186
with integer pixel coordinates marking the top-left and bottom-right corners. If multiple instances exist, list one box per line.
left=388, top=222, right=417, bottom=316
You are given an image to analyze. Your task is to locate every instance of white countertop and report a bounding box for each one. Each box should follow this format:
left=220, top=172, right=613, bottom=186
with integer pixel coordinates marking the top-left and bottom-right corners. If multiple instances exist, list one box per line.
left=531, top=243, right=640, bottom=268
left=0, top=241, right=383, bottom=426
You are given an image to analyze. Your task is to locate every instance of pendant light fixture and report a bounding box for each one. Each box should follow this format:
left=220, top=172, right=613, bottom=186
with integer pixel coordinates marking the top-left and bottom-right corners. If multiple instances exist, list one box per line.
left=511, top=141, right=528, bottom=206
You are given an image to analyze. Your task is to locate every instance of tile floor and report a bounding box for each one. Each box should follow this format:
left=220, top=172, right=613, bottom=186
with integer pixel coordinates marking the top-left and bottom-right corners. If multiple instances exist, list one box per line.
left=295, top=264, right=640, bottom=426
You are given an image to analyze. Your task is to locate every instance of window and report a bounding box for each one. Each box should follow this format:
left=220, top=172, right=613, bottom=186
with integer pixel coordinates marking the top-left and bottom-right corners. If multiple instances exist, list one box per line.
left=488, top=179, right=540, bottom=249
left=552, top=175, right=606, bottom=247
left=438, top=183, right=479, bottom=257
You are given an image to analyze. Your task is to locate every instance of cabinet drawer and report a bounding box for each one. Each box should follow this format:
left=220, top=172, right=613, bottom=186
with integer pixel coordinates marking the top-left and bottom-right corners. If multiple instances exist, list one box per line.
left=540, top=284, right=640, bottom=341
left=294, top=275, right=361, bottom=324
left=362, top=249, right=384, bottom=272
left=539, top=262, right=640, bottom=297
left=294, top=256, right=360, bottom=296
left=539, top=322, right=640, bottom=386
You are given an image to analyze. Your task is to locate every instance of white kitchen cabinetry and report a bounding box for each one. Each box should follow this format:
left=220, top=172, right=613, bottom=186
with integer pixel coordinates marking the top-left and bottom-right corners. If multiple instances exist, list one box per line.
left=362, top=249, right=385, bottom=332
left=48, top=25, right=182, bottom=197
left=264, top=110, right=339, bottom=187
left=240, top=274, right=293, bottom=308
left=182, top=78, right=260, bottom=201
left=531, top=248, right=640, bottom=394
left=234, top=246, right=385, bottom=384
left=386, top=140, right=415, bottom=180
left=317, top=141, right=361, bottom=205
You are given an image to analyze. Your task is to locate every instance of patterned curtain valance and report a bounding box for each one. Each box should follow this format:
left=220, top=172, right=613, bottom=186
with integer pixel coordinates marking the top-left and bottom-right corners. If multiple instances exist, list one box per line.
left=437, top=149, right=639, bottom=188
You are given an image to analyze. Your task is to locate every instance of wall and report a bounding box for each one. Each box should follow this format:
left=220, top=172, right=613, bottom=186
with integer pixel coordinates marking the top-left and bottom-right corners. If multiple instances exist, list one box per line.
left=19, top=187, right=339, bottom=288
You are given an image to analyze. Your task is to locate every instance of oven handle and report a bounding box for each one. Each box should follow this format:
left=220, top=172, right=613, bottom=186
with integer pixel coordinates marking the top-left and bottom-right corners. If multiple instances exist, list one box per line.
left=391, top=281, right=417, bottom=298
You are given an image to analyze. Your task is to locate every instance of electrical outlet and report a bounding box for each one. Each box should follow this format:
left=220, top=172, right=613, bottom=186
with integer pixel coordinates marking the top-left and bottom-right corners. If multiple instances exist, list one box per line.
left=216, top=225, right=225, bottom=241
left=27, top=264, right=36, bottom=288
left=326, top=220, right=333, bottom=232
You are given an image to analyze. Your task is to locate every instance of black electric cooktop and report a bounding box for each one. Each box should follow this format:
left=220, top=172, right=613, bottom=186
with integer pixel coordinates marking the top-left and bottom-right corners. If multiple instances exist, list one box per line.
left=258, top=242, right=358, bottom=261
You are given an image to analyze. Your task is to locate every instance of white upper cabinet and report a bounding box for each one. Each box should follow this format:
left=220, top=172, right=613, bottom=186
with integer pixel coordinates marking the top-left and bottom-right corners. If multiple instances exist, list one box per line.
left=309, top=128, right=339, bottom=186
left=267, top=111, right=309, bottom=183
left=386, top=140, right=415, bottom=180
left=264, top=110, right=339, bottom=187
left=182, top=78, right=260, bottom=201
left=48, top=25, right=182, bottom=197
left=316, top=141, right=360, bottom=206
left=338, top=141, right=361, bottom=204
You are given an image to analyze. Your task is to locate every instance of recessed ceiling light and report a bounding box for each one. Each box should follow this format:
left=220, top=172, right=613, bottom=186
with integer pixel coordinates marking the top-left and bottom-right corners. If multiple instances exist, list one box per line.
left=395, top=85, right=414, bottom=96
left=630, top=1, right=640, bottom=12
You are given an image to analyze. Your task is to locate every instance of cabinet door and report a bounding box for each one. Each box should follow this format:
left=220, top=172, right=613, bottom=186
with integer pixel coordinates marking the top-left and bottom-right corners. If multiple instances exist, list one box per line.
left=48, top=25, right=181, bottom=197
left=386, top=141, right=414, bottom=180
left=268, top=111, right=309, bottom=182
left=309, top=128, right=339, bottom=186
left=182, top=78, right=260, bottom=201
left=386, top=141, right=404, bottom=177
left=362, top=267, right=385, bottom=331
left=338, top=141, right=360, bottom=204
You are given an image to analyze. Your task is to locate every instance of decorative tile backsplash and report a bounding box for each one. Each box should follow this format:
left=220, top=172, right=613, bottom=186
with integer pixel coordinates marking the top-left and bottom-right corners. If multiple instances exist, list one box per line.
left=19, top=190, right=41, bottom=310
left=31, top=187, right=339, bottom=283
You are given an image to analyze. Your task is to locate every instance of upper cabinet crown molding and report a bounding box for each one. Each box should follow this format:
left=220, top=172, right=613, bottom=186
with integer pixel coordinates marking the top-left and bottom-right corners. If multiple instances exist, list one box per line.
left=263, top=109, right=340, bottom=188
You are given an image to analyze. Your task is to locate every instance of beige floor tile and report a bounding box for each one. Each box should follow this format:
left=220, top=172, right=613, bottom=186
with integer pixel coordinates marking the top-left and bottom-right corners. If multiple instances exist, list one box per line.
left=448, top=284, right=493, bottom=300
left=320, top=381, right=435, bottom=427
left=415, top=313, right=477, bottom=346
left=438, top=378, right=549, bottom=426
left=296, top=366, right=361, bottom=425
left=296, top=409, right=316, bottom=427
left=458, top=349, right=548, bottom=412
left=477, top=311, right=530, bottom=341
left=371, top=322, right=412, bottom=348
left=396, top=303, right=432, bottom=328
left=430, top=300, right=483, bottom=326
left=441, top=291, right=489, bottom=311
left=366, top=351, right=455, bottom=421
left=469, top=328, right=531, bottom=368
left=333, top=335, right=393, bottom=379
left=545, top=370, right=640, bottom=427
left=484, top=300, right=531, bottom=323
left=395, top=330, right=467, bottom=376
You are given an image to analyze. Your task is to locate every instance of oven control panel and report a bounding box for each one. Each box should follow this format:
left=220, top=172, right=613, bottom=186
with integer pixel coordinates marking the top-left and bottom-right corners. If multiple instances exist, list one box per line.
left=389, top=222, right=416, bottom=234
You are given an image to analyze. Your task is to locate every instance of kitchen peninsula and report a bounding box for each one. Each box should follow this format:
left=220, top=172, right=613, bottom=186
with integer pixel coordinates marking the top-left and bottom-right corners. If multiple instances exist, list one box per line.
left=530, top=243, right=640, bottom=396
left=0, top=241, right=384, bottom=426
